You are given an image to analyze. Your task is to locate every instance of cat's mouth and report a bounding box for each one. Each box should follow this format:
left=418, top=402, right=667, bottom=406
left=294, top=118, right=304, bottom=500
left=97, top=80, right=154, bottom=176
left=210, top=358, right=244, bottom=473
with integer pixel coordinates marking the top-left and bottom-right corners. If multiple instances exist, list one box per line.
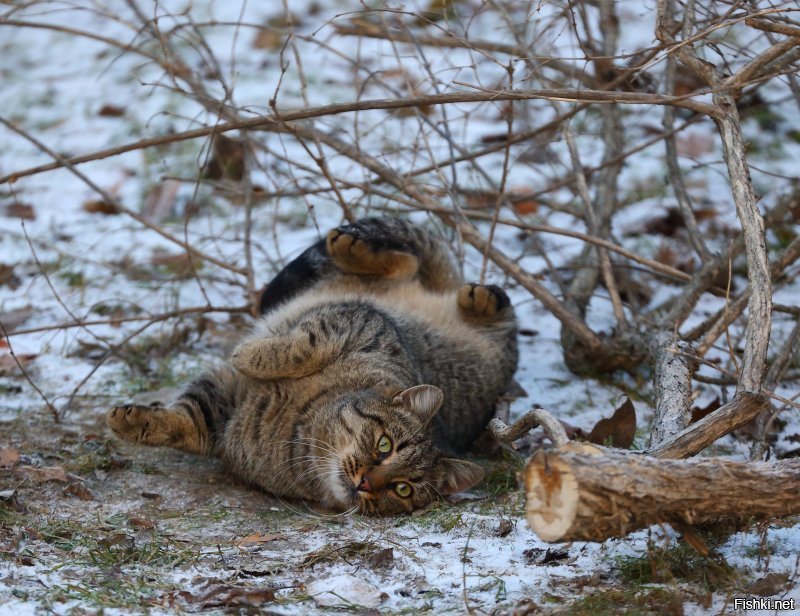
left=324, top=455, right=358, bottom=508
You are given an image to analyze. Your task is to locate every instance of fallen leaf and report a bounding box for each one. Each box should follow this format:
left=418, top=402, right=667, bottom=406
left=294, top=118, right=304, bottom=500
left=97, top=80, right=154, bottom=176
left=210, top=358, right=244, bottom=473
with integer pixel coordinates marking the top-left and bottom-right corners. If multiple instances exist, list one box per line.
left=203, top=135, right=245, bottom=182
left=0, top=264, right=20, bottom=290
left=63, top=482, right=93, bottom=501
left=513, top=198, right=539, bottom=215
left=0, top=448, right=20, bottom=468
left=690, top=397, right=721, bottom=423
left=18, top=465, right=69, bottom=483
left=232, top=532, right=282, bottom=546
left=523, top=547, right=569, bottom=565
left=239, top=561, right=284, bottom=577
left=252, top=26, right=286, bottom=50
left=636, top=207, right=719, bottom=238
left=148, top=251, right=201, bottom=278
left=497, top=519, right=514, bottom=537
left=584, top=397, right=637, bottom=449
left=0, top=305, right=33, bottom=332
left=82, top=199, right=119, bottom=215
left=128, top=516, right=155, bottom=529
left=0, top=490, right=24, bottom=513
left=177, top=585, right=275, bottom=608
left=746, top=572, right=790, bottom=596
left=98, top=104, right=126, bottom=117
left=300, top=541, right=372, bottom=569
left=366, top=547, right=394, bottom=570
left=3, top=203, right=36, bottom=220
left=98, top=533, right=133, bottom=549
left=540, top=548, right=570, bottom=565
left=307, top=574, right=382, bottom=608
left=0, top=353, right=37, bottom=377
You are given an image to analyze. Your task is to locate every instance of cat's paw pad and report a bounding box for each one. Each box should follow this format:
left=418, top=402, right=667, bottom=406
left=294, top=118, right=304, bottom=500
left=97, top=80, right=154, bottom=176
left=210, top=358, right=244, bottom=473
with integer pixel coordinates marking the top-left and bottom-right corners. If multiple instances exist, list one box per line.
left=327, top=229, right=372, bottom=261
left=326, top=228, right=418, bottom=278
left=107, top=404, right=155, bottom=439
left=458, top=283, right=509, bottom=318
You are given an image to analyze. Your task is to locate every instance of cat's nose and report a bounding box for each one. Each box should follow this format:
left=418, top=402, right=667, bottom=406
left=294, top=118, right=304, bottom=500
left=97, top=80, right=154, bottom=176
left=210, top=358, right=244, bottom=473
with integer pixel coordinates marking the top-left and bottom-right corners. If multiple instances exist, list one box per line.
left=357, top=474, right=372, bottom=493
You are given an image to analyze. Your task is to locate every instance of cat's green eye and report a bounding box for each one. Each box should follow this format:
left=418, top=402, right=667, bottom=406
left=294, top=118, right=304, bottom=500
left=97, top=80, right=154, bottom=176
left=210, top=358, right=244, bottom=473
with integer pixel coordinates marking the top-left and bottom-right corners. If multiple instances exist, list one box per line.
left=377, top=435, right=392, bottom=454
left=395, top=482, right=412, bottom=498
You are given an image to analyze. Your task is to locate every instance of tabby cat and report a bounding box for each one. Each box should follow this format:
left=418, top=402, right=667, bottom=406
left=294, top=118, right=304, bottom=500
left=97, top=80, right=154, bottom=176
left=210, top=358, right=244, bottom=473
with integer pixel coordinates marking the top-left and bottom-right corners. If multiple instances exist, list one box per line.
left=107, top=218, right=518, bottom=514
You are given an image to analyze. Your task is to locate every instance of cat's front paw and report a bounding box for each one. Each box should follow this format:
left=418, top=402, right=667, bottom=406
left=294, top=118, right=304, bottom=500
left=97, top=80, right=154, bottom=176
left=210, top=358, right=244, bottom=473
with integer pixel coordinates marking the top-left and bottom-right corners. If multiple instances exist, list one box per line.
left=107, top=404, right=155, bottom=441
left=457, top=283, right=510, bottom=318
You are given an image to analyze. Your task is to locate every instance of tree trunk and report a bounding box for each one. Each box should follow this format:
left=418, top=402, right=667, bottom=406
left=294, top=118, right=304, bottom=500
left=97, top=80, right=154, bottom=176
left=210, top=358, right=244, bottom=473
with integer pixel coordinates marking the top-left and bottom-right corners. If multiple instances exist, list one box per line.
left=523, top=442, right=800, bottom=542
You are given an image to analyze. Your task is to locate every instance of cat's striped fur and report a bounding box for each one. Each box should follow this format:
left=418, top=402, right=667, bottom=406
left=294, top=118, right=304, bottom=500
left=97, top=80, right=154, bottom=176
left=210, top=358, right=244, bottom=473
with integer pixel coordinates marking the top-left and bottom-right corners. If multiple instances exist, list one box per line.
left=107, top=218, right=518, bottom=514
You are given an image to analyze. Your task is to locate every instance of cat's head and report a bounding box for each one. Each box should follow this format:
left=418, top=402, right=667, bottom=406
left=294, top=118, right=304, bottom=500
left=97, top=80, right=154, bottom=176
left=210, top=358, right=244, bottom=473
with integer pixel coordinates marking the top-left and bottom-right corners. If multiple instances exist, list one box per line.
left=322, top=384, right=484, bottom=515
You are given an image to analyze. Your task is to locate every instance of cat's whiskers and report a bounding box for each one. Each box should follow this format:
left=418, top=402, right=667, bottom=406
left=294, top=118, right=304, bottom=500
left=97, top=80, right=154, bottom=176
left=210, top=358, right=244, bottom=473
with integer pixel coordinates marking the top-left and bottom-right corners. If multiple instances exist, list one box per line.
left=420, top=480, right=446, bottom=504
left=286, top=453, right=338, bottom=492
left=288, top=435, right=340, bottom=454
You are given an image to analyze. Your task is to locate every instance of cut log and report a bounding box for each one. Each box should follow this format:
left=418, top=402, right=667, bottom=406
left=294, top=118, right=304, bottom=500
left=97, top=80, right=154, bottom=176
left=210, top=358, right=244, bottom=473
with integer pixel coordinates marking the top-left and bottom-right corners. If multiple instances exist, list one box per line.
left=523, top=443, right=800, bottom=542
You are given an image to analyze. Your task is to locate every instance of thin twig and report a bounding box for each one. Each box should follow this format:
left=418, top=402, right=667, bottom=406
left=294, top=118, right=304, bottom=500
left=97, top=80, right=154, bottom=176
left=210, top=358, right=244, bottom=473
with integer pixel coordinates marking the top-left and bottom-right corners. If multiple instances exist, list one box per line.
left=0, top=319, right=59, bottom=422
left=0, top=117, right=245, bottom=275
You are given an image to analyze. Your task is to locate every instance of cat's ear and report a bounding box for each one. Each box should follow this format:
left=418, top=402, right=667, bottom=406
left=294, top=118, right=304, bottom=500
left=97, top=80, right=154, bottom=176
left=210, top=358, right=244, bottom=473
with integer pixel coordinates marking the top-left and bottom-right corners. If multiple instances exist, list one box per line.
left=437, top=458, right=484, bottom=495
left=392, top=384, right=444, bottom=419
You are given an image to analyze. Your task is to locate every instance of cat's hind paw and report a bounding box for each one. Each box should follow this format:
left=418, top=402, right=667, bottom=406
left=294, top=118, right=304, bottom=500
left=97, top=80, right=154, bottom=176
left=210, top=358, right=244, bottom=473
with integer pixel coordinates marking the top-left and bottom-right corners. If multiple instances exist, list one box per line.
left=457, top=283, right=510, bottom=319
left=326, top=228, right=418, bottom=280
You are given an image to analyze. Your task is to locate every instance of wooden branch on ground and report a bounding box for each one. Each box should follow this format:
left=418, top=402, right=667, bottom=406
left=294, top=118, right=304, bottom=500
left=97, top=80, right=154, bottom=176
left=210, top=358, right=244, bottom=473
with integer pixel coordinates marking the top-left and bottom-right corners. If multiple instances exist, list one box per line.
left=489, top=409, right=569, bottom=446
left=523, top=442, right=800, bottom=542
left=647, top=391, right=769, bottom=458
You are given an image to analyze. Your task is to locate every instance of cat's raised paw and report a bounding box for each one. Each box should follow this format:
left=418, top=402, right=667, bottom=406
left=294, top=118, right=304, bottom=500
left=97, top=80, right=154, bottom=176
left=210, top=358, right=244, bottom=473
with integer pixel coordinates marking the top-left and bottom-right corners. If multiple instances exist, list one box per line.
left=458, top=283, right=510, bottom=318
left=326, top=228, right=418, bottom=279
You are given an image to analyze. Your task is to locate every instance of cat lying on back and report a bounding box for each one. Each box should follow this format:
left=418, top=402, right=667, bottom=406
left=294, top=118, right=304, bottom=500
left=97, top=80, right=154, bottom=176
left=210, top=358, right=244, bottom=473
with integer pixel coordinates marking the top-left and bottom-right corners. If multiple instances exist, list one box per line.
left=107, top=218, right=518, bottom=514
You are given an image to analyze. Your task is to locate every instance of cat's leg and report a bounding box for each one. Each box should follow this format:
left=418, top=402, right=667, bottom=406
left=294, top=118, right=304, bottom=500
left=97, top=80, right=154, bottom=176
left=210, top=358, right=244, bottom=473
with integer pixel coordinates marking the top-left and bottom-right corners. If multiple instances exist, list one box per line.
left=107, top=368, right=238, bottom=455
left=457, top=283, right=518, bottom=384
left=327, top=218, right=462, bottom=290
left=232, top=308, right=351, bottom=380
left=326, top=227, right=419, bottom=280
left=457, top=283, right=513, bottom=321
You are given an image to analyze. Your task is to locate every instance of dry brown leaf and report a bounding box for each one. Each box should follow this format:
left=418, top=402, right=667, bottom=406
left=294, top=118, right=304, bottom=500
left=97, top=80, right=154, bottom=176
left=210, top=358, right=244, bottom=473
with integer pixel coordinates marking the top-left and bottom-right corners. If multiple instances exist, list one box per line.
left=233, top=532, right=283, bottom=546
left=82, top=199, right=119, bottom=215
left=63, top=482, right=94, bottom=501
left=19, top=465, right=69, bottom=483
left=690, top=397, right=721, bottom=424
left=252, top=28, right=285, bottom=50
left=585, top=397, right=637, bottom=449
left=746, top=572, right=791, bottom=597
left=366, top=547, right=394, bottom=570
left=0, top=448, right=20, bottom=468
left=176, top=585, right=276, bottom=608
left=463, top=192, right=495, bottom=210
left=3, top=203, right=36, bottom=220
left=128, top=516, right=155, bottom=529
left=0, top=305, right=33, bottom=332
left=0, top=353, right=37, bottom=377
left=513, top=198, right=539, bottom=215
left=148, top=251, right=201, bottom=279
left=98, top=104, right=126, bottom=117
left=0, top=264, right=20, bottom=290
left=203, top=136, right=246, bottom=182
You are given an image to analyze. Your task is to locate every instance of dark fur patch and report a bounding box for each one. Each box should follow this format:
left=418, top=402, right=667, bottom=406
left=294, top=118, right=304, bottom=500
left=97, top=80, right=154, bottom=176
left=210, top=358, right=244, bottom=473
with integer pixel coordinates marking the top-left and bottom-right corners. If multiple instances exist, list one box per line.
left=259, top=240, right=332, bottom=314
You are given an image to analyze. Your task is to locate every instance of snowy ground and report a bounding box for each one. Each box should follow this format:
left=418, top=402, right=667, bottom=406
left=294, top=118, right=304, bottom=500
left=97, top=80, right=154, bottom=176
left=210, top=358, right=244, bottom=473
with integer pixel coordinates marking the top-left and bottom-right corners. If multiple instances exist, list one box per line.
left=1, top=0, right=799, bottom=613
